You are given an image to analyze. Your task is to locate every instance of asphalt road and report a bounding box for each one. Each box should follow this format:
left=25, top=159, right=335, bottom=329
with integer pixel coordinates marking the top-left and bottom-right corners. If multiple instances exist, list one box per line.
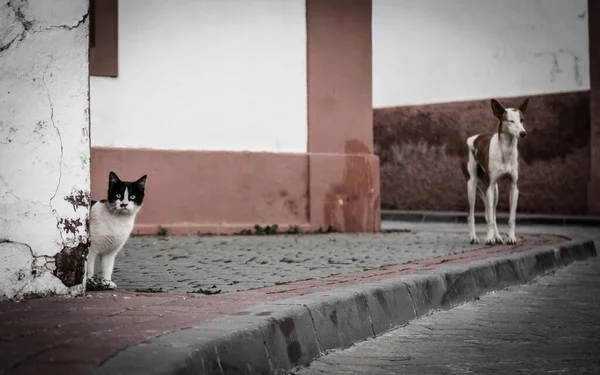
left=292, top=254, right=600, bottom=375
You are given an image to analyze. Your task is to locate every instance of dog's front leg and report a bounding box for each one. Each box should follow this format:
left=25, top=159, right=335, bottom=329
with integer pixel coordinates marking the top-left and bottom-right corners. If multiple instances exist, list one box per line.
left=485, top=184, right=497, bottom=245
left=492, top=183, right=503, bottom=244
left=467, top=177, right=479, bottom=244
left=507, top=181, right=519, bottom=245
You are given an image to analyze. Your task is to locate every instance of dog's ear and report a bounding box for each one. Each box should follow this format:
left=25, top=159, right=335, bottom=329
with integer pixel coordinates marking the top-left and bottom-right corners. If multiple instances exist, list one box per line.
left=491, top=99, right=505, bottom=120
left=518, top=97, right=530, bottom=115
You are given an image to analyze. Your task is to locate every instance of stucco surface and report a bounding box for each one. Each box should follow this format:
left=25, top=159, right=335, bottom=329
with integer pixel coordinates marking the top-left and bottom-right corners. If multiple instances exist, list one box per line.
left=372, top=0, right=589, bottom=107
left=0, top=0, right=90, bottom=300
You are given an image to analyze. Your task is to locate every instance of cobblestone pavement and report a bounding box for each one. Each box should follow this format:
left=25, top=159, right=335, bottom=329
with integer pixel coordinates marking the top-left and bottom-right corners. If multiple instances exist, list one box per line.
left=112, top=230, right=490, bottom=293
left=293, top=255, right=600, bottom=375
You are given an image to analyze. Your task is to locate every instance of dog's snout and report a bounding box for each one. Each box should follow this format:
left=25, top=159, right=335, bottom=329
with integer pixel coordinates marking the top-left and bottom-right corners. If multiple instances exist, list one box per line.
left=519, top=131, right=527, bottom=138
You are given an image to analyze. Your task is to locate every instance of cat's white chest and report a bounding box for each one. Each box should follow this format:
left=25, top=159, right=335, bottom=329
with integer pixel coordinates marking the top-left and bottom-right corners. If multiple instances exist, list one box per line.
left=90, top=203, right=136, bottom=255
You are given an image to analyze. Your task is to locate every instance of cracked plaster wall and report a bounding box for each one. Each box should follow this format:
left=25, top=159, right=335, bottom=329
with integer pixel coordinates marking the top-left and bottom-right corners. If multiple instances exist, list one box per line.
left=373, top=0, right=590, bottom=107
left=0, top=0, right=90, bottom=300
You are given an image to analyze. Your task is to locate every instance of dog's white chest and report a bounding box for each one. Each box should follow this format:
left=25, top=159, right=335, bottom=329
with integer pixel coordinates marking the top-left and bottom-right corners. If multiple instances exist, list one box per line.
left=489, top=136, right=518, bottom=180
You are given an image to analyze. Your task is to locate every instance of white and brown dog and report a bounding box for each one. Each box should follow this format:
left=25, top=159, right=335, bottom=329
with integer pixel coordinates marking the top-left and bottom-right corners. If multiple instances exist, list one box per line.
left=462, top=97, right=530, bottom=246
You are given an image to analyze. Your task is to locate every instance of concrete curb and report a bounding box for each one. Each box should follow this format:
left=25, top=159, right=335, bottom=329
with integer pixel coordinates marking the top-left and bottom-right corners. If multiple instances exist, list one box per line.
left=381, top=210, right=600, bottom=227
left=89, top=239, right=597, bottom=375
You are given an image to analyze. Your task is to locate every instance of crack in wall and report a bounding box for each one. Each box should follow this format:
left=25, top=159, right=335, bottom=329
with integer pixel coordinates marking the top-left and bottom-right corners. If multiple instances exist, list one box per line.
left=45, top=83, right=63, bottom=205
left=0, top=174, right=22, bottom=202
left=40, top=58, right=66, bottom=245
left=534, top=49, right=583, bottom=86
left=0, top=1, right=30, bottom=54
left=0, top=239, right=58, bottom=299
left=46, top=13, right=89, bottom=32
left=1, top=0, right=89, bottom=56
left=11, top=1, right=33, bottom=31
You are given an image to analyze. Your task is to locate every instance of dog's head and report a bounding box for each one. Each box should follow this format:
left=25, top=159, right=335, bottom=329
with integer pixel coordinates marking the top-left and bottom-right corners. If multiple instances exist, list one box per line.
left=491, top=98, right=529, bottom=139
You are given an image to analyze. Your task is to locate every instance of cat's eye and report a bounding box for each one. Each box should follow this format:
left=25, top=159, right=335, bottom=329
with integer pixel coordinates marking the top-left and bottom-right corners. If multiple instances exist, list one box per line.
left=116, top=194, right=122, bottom=198
left=130, top=195, right=136, bottom=199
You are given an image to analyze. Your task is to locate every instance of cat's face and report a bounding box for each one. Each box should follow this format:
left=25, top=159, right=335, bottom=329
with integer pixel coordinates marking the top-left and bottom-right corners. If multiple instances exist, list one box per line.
left=106, top=171, right=147, bottom=215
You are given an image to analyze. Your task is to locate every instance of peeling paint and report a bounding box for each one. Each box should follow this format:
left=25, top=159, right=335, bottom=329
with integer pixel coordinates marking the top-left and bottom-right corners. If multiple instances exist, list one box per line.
left=64, top=189, right=90, bottom=211
left=53, top=241, right=89, bottom=288
left=58, top=217, right=84, bottom=235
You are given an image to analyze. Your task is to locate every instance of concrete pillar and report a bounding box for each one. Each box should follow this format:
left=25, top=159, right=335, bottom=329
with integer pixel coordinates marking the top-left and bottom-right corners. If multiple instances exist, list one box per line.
left=306, top=0, right=381, bottom=233
left=589, top=0, right=600, bottom=215
left=0, top=0, right=90, bottom=300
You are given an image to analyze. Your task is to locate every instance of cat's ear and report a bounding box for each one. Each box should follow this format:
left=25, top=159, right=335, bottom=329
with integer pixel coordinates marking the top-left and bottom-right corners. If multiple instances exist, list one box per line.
left=109, top=171, right=121, bottom=184
left=135, top=175, right=147, bottom=189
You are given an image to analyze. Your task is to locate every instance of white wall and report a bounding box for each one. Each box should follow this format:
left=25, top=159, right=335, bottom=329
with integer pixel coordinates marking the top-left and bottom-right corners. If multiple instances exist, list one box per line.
left=373, top=0, right=590, bottom=107
left=91, top=0, right=308, bottom=153
left=0, top=1, right=90, bottom=300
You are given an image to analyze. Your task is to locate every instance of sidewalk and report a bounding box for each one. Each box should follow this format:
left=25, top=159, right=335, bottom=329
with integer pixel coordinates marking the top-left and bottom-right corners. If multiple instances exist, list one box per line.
left=113, top=229, right=492, bottom=293
left=0, top=224, right=596, bottom=375
left=382, top=209, right=600, bottom=226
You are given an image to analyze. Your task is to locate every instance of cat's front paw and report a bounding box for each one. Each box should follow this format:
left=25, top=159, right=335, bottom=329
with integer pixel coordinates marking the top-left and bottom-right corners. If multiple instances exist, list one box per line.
left=86, top=276, right=117, bottom=291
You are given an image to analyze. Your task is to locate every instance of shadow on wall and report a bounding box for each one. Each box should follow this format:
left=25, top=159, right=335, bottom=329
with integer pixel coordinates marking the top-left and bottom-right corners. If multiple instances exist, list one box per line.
left=374, top=92, right=590, bottom=215
left=323, top=139, right=380, bottom=233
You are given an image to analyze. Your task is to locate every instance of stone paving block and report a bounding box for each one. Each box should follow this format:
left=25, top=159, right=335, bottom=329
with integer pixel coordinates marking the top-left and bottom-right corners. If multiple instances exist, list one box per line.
left=402, top=273, right=449, bottom=317
left=467, top=259, right=500, bottom=294
left=559, top=242, right=576, bottom=266
left=513, top=251, right=542, bottom=283
left=435, top=265, right=479, bottom=308
left=579, top=239, right=598, bottom=259
left=213, top=327, right=272, bottom=375
left=281, top=290, right=374, bottom=352
left=534, top=246, right=562, bottom=272
left=354, top=280, right=417, bottom=336
left=494, top=257, right=525, bottom=288
left=222, top=303, right=321, bottom=369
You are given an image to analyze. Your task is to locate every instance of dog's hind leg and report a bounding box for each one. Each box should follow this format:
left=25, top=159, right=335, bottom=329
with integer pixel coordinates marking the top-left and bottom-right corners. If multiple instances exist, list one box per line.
left=477, top=185, right=488, bottom=222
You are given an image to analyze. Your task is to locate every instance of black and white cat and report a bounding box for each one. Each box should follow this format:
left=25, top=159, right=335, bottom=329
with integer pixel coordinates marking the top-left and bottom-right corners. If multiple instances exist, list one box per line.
left=88, top=171, right=147, bottom=289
